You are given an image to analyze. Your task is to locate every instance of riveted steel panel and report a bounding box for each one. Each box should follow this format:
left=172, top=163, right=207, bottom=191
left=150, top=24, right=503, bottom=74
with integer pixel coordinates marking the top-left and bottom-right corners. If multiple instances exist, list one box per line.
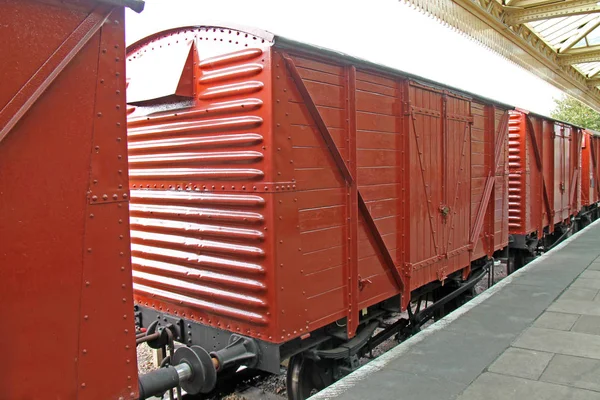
left=0, top=1, right=137, bottom=399
left=127, top=27, right=276, bottom=340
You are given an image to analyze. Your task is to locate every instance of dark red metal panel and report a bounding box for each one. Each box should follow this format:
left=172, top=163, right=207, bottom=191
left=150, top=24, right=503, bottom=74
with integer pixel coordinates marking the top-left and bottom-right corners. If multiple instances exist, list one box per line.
left=127, top=27, right=276, bottom=340
left=0, top=1, right=137, bottom=399
left=582, top=131, right=592, bottom=206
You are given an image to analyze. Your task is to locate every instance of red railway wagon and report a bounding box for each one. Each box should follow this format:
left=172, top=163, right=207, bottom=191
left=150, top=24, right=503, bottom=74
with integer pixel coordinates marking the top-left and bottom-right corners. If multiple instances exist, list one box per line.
left=580, top=129, right=600, bottom=223
left=507, top=110, right=583, bottom=268
left=0, top=1, right=139, bottom=398
left=1, top=2, right=223, bottom=399
left=126, top=25, right=511, bottom=397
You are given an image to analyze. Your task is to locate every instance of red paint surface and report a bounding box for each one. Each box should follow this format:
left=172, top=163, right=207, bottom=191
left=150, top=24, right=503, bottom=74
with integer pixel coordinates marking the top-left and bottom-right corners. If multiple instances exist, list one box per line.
left=125, top=25, right=512, bottom=344
left=0, top=1, right=137, bottom=398
left=508, top=110, right=582, bottom=237
left=581, top=130, right=600, bottom=207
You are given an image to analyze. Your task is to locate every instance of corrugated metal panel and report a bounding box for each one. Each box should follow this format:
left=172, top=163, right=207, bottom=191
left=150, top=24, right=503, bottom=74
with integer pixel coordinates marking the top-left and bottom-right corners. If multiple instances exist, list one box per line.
left=126, top=27, right=274, bottom=336
left=508, top=111, right=525, bottom=233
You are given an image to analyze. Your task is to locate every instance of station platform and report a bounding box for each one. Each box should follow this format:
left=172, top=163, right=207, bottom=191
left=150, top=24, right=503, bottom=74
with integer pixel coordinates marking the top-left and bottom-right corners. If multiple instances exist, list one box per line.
left=312, top=220, right=600, bottom=400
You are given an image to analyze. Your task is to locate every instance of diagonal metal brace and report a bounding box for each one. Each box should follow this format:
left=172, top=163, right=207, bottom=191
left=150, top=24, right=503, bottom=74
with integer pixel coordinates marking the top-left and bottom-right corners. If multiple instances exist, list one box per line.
left=282, top=53, right=404, bottom=293
left=0, top=5, right=112, bottom=145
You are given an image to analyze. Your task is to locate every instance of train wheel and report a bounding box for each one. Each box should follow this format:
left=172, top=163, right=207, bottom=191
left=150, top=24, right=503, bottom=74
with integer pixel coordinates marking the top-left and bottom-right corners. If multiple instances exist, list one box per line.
left=286, top=353, right=334, bottom=400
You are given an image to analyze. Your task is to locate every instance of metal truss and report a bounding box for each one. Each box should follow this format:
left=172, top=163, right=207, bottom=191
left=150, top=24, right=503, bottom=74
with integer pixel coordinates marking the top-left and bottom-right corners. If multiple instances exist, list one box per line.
left=402, top=0, right=600, bottom=110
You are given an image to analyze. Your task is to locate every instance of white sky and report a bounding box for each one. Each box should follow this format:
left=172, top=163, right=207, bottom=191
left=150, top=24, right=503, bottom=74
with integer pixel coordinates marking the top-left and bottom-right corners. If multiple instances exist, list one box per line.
left=125, top=0, right=564, bottom=116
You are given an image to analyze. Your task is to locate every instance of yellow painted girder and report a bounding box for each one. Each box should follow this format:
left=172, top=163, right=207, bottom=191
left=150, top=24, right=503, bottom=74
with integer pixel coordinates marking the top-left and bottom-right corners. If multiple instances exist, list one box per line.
left=504, top=0, right=600, bottom=25
left=403, top=0, right=600, bottom=111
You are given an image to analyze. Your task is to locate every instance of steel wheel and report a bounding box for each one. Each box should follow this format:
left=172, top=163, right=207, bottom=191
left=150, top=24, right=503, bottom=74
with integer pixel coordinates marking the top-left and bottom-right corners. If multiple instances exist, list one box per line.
left=286, top=353, right=334, bottom=400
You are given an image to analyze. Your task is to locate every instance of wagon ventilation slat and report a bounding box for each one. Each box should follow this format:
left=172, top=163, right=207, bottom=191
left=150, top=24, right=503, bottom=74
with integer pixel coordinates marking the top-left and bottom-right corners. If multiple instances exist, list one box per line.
left=132, top=270, right=268, bottom=308
left=128, top=116, right=264, bottom=138
left=133, top=283, right=269, bottom=325
left=128, top=133, right=264, bottom=153
left=131, top=243, right=265, bottom=274
left=197, top=48, right=264, bottom=69
left=507, top=112, right=526, bottom=232
left=128, top=99, right=264, bottom=127
left=127, top=36, right=270, bottom=333
left=131, top=256, right=267, bottom=291
left=129, top=203, right=265, bottom=224
left=130, top=216, right=265, bottom=241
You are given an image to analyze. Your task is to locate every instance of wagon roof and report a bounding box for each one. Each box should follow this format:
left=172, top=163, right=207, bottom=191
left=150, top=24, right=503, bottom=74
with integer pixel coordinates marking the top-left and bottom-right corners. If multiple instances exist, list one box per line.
left=126, top=23, right=584, bottom=129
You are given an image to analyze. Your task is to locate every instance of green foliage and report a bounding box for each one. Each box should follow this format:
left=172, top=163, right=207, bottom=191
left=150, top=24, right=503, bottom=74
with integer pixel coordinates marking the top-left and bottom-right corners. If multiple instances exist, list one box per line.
left=550, top=95, right=600, bottom=130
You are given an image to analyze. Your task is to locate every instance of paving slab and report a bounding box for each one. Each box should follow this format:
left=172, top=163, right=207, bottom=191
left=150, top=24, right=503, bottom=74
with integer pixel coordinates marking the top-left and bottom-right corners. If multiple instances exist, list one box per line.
left=572, top=315, right=600, bottom=335
left=487, top=348, right=554, bottom=380
left=540, top=354, right=600, bottom=392
left=571, top=277, right=600, bottom=290
left=383, top=328, right=508, bottom=385
left=588, top=263, right=600, bottom=271
left=533, top=311, right=580, bottom=331
left=548, top=299, right=600, bottom=317
left=513, top=327, right=600, bottom=359
left=559, top=287, right=599, bottom=301
left=445, top=303, right=537, bottom=338
left=457, top=372, right=600, bottom=400
left=581, top=270, right=600, bottom=279
left=322, top=368, right=465, bottom=400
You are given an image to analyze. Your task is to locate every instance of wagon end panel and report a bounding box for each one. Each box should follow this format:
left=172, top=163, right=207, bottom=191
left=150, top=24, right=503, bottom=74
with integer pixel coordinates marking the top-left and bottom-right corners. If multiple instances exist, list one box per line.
left=553, top=123, right=568, bottom=224
left=470, top=103, right=488, bottom=259
left=528, top=116, right=545, bottom=235
left=542, top=120, right=556, bottom=232
left=126, top=28, right=277, bottom=340
left=570, top=127, right=582, bottom=217
left=507, top=111, right=528, bottom=235
left=581, top=132, right=592, bottom=207
left=591, top=134, right=600, bottom=205
left=493, top=107, right=510, bottom=251
left=0, top=2, right=136, bottom=399
left=471, top=103, right=509, bottom=259
left=594, top=135, right=600, bottom=205
left=273, top=50, right=404, bottom=337
left=405, top=81, right=471, bottom=287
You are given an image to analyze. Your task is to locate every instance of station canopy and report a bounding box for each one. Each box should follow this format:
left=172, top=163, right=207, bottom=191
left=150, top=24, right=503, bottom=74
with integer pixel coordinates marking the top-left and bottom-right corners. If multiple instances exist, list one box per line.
left=405, top=0, right=600, bottom=111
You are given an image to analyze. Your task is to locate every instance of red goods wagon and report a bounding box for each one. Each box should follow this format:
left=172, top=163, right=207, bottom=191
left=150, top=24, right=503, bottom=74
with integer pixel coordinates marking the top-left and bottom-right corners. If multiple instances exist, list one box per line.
left=126, top=24, right=511, bottom=396
left=580, top=129, right=600, bottom=223
left=507, top=110, right=583, bottom=268
left=0, top=1, right=139, bottom=398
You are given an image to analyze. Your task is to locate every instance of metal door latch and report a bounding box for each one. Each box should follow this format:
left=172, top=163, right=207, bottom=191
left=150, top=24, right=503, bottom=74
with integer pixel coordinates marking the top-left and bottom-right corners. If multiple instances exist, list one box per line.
left=439, top=205, right=450, bottom=217
left=358, top=276, right=373, bottom=291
